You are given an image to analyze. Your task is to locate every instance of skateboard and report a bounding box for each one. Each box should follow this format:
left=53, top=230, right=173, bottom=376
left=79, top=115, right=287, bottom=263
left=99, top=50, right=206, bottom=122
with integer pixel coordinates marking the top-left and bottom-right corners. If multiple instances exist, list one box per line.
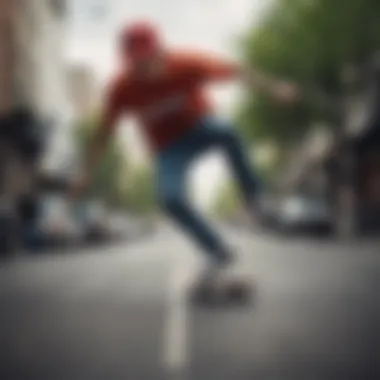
left=190, top=276, right=255, bottom=306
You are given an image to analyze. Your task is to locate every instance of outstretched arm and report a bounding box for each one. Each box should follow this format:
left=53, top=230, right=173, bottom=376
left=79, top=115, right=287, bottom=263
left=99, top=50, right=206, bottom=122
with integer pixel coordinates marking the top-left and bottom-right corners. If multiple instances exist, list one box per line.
left=240, top=67, right=301, bottom=104
left=187, top=51, right=301, bottom=103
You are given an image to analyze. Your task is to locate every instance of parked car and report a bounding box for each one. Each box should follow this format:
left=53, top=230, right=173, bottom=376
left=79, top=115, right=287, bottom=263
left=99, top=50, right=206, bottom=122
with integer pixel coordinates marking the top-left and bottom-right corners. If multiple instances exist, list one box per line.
left=258, top=196, right=281, bottom=229
left=276, top=195, right=333, bottom=235
left=30, top=195, right=84, bottom=250
left=75, top=201, right=111, bottom=243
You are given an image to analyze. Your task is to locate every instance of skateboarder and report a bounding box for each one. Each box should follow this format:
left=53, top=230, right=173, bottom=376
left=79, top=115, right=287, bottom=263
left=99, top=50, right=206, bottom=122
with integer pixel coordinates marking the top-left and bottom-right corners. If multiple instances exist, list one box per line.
left=70, top=20, right=300, bottom=289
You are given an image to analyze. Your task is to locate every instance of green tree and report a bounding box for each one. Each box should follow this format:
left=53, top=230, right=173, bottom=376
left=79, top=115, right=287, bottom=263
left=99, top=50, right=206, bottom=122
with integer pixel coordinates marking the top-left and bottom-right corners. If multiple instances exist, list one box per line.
left=73, top=115, right=128, bottom=207
left=211, top=181, right=239, bottom=219
left=238, top=0, right=380, bottom=148
left=73, top=116, right=159, bottom=215
left=122, top=164, right=157, bottom=215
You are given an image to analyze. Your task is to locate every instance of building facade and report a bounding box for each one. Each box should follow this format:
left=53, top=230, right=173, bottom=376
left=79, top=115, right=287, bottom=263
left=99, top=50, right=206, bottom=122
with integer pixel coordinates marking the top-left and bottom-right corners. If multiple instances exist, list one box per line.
left=23, top=0, right=74, bottom=174
left=0, top=0, right=20, bottom=114
left=0, top=0, right=66, bottom=115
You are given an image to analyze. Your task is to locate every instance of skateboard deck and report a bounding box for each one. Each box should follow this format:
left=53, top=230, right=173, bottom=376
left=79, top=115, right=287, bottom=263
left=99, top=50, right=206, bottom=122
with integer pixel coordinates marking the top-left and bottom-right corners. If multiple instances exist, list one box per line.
left=190, top=276, right=255, bottom=306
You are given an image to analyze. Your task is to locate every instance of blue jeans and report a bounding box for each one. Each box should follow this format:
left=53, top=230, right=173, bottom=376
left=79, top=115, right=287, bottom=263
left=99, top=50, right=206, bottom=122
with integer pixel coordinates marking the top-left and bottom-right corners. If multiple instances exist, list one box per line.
left=156, top=116, right=261, bottom=264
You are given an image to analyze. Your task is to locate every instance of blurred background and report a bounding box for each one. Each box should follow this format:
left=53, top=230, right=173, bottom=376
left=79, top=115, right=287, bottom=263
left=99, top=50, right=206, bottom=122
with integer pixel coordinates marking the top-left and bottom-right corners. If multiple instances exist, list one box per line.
left=0, top=0, right=380, bottom=255
left=0, top=1, right=379, bottom=379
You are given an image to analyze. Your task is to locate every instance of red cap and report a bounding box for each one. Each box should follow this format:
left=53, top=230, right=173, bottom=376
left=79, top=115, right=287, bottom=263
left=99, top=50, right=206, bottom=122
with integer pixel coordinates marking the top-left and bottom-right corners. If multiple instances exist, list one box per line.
left=119, top=21, right=161, bottom=60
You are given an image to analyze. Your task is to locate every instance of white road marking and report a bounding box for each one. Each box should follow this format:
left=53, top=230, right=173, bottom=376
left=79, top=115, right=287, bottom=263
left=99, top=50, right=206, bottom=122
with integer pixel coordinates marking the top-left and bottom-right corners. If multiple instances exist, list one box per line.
left=163, top=259, right=196, bottom=375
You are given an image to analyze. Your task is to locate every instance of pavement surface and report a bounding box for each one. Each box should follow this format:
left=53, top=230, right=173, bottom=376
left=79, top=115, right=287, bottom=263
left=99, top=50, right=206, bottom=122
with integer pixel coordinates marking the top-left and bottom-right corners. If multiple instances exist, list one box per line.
left=0, top=225, right=379, bottom=380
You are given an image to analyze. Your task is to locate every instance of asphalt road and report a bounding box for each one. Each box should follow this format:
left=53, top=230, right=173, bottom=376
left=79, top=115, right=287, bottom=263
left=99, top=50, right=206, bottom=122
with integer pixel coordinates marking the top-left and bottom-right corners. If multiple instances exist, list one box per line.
left=0, top=225, right=379, bottom=380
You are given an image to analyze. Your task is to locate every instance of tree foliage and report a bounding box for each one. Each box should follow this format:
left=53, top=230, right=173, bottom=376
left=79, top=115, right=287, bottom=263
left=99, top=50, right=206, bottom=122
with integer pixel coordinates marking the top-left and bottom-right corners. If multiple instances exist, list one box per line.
left=73, top=115, right=128, bottom=207
left=73, top=116, right=158, bottom=214
left=122, top=164, right=157, bottom=215
left=211, top=181, right=239, bottom=219
left=238, top=0, right=380, bottom=148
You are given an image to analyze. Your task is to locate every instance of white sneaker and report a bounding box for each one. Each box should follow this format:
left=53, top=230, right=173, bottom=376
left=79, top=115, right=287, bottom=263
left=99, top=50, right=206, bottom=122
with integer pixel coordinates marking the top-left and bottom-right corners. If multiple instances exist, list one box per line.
left=197, top=256, right=244, bottom=289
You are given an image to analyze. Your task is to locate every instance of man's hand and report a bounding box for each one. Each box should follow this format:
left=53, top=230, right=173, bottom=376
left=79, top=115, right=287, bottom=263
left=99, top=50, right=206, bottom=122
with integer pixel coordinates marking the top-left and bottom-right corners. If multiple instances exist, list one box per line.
left=242, top=68, right=302, bottom=105
left=269, top=81, right=302, bottom=105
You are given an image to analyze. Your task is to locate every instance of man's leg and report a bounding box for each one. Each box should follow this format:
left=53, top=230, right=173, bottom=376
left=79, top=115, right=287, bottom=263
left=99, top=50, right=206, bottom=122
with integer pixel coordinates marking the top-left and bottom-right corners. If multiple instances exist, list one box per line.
left=200, top=117, right=262, bottom=206
left=157, top=145, right=232, bottom=265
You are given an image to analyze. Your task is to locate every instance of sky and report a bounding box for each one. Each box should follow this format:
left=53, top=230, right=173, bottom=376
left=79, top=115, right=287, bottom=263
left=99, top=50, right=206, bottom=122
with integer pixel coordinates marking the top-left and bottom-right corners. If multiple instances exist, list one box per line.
left=65, top=0, right=267, bottom=208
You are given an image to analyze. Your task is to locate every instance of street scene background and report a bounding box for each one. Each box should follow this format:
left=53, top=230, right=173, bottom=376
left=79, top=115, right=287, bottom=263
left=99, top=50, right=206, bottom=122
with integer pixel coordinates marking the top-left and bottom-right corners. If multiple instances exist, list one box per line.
left=0, top=0, right=379, bottom=379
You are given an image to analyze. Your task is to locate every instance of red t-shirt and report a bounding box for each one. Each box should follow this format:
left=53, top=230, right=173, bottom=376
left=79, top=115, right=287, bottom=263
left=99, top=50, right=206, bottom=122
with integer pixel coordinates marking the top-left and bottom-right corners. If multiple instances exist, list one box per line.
left=102, top=50, right=239, bottom=152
